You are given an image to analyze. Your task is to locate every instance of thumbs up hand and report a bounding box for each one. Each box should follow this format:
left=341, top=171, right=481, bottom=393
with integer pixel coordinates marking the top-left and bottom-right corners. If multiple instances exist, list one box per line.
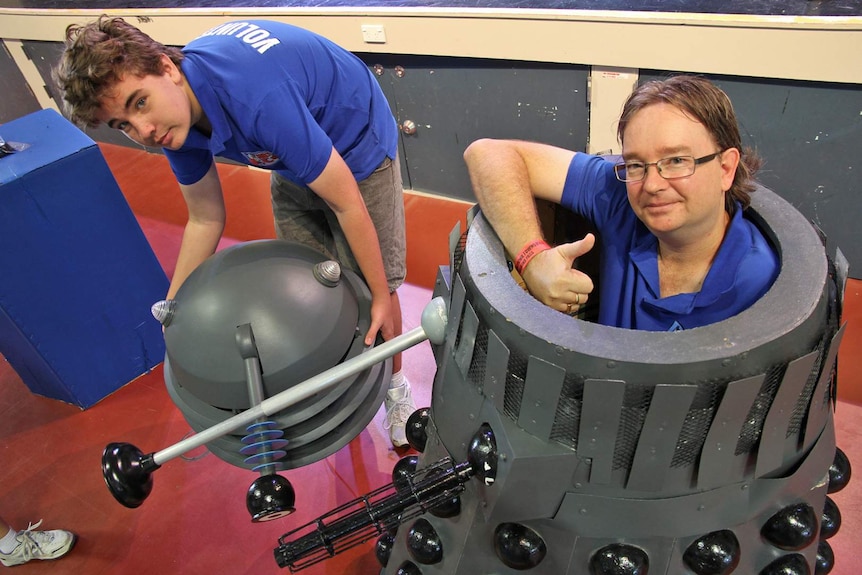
left=521, top=233, right=596, bottom=315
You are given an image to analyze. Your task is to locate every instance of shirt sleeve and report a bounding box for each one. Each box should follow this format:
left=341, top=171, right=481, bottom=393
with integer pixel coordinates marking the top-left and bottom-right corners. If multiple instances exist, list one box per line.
left=734, top=216, right=781, bottom=303
left=164, top=146, right=216, bottom=186
left=559, top=152, right=630, bottom=231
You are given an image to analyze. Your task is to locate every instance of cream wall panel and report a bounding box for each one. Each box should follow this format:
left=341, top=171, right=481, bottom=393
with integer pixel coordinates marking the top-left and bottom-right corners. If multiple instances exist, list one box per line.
left=0, top=9, right=860, bottom=85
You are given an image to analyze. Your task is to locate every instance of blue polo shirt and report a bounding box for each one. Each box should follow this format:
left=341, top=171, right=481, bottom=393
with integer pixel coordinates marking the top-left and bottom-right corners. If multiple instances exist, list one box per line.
left=560, top=153, right=779, bottom=331
left=163, top=20, right=397, bottom=186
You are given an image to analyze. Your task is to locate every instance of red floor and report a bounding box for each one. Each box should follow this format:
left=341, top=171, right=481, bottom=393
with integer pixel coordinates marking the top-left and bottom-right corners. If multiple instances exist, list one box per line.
left=0, top=214, right=438, bottom=575
left=1, top=146, right=860, bottom=574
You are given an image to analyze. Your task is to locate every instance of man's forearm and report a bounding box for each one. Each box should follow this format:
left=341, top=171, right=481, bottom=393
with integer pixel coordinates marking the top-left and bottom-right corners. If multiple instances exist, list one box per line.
left=166, top=220, right=225, bottom=300
left=337, top=209, right=390, bottom=299
left=464, top=140, right=547, bottom=256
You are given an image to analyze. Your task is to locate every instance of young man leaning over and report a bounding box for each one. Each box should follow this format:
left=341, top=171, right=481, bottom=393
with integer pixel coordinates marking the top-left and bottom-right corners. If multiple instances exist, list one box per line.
left=57, top=17, right=416, bottom=446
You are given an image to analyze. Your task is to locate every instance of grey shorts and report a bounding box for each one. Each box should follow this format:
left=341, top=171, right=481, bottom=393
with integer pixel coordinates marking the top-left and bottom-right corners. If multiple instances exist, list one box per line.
left=270, top=155, right=407, bottom=292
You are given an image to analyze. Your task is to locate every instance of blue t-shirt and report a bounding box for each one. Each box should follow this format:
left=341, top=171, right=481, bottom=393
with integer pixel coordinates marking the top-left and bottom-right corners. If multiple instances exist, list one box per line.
left=163, top=20, right=398, bottom=186
left=560, top=153, right=779, bottom=331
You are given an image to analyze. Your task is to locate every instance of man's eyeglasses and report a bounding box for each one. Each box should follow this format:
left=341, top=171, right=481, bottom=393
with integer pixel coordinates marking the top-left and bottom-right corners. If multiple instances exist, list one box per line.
left=614, top=151, right=723, bottom=183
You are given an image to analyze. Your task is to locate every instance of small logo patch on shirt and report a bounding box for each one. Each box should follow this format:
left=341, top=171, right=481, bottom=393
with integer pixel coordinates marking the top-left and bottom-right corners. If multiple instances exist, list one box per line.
left=668, top=321, right=684, bottom=332
left=243, top=151, right=280, bottom=167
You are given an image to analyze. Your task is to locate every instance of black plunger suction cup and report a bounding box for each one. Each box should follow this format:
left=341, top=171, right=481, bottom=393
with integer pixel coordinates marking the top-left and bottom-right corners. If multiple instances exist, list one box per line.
left=101, top=442, right=160, bottom=508
left=247, top=474, right=296, bottom=522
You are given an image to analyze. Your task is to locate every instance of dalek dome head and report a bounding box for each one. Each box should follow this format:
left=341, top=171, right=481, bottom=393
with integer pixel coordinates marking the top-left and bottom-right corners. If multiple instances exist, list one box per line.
left=161, top=240, right=371, bottom=410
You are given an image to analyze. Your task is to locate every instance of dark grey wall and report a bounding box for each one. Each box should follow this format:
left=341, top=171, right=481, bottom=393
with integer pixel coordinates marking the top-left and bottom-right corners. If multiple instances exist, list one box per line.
left=363, top=54, right=590, bottom=202
left=0, top=42, right=41, bottom=124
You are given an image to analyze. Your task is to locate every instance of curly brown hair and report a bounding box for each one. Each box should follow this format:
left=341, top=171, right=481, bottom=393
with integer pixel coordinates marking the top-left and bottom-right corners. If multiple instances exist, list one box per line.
left=55, top=15, right=185, bottom=128
left=616, top=75, right=762, bottom=213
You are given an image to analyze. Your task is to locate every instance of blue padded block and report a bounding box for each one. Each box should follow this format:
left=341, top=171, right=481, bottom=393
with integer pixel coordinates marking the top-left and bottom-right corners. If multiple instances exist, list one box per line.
left=0, top=109, right=169, bottom=408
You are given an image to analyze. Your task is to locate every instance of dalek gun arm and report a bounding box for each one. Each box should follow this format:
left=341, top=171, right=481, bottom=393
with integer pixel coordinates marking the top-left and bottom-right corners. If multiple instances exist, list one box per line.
left=274, top=425, right=498, bottom=571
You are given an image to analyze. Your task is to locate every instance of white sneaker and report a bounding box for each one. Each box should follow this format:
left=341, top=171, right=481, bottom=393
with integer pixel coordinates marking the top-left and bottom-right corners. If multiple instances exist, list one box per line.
left=0, top=520, right=76, bottom=567
left=384, top=379, right=416, bottom=448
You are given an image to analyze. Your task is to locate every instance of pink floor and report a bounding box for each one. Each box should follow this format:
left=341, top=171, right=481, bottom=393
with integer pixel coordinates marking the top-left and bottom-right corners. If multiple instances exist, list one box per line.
left=0, top=148, right=860, bottom=574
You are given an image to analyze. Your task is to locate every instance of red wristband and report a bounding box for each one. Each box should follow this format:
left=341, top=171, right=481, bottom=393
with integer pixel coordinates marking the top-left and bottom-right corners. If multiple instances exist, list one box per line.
left=514, top=239, right=551, bottom=275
